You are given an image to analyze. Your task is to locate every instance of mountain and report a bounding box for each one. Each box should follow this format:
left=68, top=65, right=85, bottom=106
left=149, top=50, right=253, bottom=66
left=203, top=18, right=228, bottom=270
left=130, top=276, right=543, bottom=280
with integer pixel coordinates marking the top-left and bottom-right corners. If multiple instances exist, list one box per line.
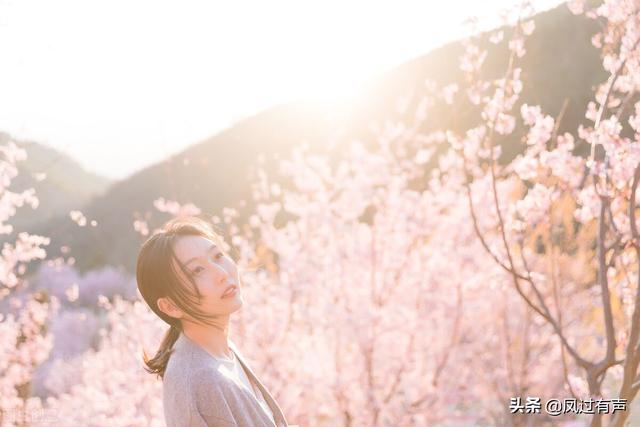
left=28, top=2, right=607, bottom=274
left=25, top=102, right=345, bottom=272
left=0, top=133, right=111, bottom=233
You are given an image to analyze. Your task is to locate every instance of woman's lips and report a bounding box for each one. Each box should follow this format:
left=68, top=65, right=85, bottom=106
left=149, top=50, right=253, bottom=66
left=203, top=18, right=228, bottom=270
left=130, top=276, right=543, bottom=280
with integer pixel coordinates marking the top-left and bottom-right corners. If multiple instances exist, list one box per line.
left=221, top=284, right=238, bottom=298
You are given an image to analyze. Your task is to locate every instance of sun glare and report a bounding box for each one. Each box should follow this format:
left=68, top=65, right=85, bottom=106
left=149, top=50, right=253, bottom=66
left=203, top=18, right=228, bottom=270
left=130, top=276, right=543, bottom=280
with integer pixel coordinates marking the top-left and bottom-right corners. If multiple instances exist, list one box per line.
left=0, top=0, right=565, bottom=179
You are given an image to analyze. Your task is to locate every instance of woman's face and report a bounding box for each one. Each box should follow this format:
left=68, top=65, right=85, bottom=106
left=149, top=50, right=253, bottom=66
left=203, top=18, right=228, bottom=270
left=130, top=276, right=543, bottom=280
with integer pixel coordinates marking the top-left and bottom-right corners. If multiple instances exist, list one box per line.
left=171, top=234, right=243, bottom=318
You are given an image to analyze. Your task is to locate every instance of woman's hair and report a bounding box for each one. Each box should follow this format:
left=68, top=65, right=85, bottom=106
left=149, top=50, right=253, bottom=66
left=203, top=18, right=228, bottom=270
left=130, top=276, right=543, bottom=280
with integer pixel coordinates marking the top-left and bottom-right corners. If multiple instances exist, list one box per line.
left=136, top=215, right=229, bottom=378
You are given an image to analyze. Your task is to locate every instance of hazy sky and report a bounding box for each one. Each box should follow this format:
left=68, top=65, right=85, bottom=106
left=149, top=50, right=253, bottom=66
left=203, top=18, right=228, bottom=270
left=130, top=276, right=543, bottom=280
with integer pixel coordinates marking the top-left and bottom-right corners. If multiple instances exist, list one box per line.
left=0, top=0, right=565, bottom=180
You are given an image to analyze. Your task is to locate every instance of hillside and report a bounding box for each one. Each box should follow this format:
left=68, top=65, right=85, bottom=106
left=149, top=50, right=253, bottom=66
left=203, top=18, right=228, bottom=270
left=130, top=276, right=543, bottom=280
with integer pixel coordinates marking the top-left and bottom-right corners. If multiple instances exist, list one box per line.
left=29, top=2, right=607, bottom=274
left=0, top=133, right=111, bottom=233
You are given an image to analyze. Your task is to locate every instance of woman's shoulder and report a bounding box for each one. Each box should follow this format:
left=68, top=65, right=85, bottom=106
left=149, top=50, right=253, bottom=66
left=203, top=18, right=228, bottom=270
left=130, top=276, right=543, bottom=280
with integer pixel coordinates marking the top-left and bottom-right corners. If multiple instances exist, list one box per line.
left=164, top=352, right=224, bottom=390
left=163, top=335, right=238, bottom=425
left=164, top=334, right=223, bottom=385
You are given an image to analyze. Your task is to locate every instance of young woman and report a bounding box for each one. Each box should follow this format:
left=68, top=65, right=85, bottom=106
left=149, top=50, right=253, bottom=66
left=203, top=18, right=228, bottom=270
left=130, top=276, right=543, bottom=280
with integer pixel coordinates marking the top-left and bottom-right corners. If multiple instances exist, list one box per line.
left=136, top=216, right=289, bottom=427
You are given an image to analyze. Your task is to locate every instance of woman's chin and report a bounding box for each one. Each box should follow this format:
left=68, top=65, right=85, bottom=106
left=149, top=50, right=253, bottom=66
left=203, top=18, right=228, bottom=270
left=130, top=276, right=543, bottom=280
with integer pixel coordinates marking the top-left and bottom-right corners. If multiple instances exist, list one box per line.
left=228, top=294, right=244, bottom=310
left=230, top=299, right=243, bottom=313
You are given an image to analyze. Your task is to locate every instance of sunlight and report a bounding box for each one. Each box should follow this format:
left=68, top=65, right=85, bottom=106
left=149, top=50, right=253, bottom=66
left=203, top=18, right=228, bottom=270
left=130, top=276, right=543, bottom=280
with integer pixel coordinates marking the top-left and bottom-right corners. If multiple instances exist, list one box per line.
left=0, top=0, right=565, bottom=179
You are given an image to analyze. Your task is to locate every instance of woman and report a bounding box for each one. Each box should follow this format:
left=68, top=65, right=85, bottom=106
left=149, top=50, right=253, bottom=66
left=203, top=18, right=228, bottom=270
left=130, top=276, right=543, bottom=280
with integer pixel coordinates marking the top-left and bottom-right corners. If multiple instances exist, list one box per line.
left=136, top=216, right=289, bottom=427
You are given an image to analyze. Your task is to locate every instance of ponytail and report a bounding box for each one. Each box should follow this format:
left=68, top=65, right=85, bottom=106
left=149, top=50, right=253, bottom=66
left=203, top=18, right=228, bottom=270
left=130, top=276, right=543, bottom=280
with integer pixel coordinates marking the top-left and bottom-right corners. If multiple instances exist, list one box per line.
left=143, top=323, right=181, bottom=379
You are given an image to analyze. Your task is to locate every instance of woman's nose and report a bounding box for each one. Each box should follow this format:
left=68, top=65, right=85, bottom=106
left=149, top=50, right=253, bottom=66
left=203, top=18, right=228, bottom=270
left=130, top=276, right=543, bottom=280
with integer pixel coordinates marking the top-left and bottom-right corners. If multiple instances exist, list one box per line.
left=213, top=262, right=231, bottom=280
left=218, top=262, right=234, bottom=280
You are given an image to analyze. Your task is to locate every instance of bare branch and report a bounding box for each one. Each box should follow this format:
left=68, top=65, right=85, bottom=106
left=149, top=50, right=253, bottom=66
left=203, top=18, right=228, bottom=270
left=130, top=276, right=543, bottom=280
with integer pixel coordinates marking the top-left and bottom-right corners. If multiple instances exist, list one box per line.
left=597, top=195, right=618, bottom=365
left=590, top=36, right=640, bottom=165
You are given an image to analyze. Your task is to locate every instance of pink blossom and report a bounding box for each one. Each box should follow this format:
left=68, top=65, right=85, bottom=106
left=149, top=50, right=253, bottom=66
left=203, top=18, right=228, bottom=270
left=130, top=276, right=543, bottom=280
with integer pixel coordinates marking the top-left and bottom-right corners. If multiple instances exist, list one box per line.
left=513, top=155, right=539, bottom=180
left=489, top=30, right=504, bottom=44
left=133, top=220, right=149, bottom=237
left=442, top=83, right=458, bottom=105
left=508, top=37, right=526, bottom=58
left=515, top=184, right=558, bottom=225
left=520, top=103, right=542, bottom=126
left=69, top=210, right=87, bottom=227
left=494, top=112, right=515, bottom=135
left=153, top=197, right=202, bottom=218
left=521, top=20, right=535, bottom=36
left=459, top=42, right=487, bottom=74
left=567, top=0, right=585, bottom=14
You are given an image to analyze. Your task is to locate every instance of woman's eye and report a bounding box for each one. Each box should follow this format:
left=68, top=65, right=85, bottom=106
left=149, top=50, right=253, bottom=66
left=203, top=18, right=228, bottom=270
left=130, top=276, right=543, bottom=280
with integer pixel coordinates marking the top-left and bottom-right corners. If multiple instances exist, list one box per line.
left=215, top=253, right=224, bottom=260
left=192, top=266, right=204, bottom=275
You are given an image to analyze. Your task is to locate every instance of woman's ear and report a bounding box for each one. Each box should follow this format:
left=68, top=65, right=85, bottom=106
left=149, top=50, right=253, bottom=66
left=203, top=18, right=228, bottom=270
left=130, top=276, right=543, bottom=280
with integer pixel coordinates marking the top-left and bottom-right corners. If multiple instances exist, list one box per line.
left=157, top=297, right=184, bottom=319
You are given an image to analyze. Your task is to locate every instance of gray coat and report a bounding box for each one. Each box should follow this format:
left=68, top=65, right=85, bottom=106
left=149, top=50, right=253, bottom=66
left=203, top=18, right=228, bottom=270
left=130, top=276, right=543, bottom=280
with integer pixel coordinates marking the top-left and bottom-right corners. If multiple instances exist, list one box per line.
left=163, top=333, right=289, bottom=427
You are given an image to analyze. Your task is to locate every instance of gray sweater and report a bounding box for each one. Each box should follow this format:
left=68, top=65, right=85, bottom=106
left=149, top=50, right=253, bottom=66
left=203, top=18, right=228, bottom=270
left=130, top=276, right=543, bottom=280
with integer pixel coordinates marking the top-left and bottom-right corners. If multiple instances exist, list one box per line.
left=163, top=333, right=289, bottom=427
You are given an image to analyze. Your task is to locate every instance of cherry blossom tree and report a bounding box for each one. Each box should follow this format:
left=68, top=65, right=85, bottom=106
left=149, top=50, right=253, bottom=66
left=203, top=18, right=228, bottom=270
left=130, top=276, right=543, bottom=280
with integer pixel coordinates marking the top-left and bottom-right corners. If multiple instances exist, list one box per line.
left=38, top=119, right=572, bottom=425
left=8, top=1, right=640, bottom=426
left=447, top=1, right=640, bottom=425
left=223, top=113, right=584, bottom=424
left=0, top=141, right=57, bottom=427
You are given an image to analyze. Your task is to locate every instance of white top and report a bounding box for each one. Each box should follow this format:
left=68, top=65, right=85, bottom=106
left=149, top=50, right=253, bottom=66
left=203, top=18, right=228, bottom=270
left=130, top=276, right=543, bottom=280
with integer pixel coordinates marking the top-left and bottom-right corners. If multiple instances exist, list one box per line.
left=214, top=349, right=276, bottom=424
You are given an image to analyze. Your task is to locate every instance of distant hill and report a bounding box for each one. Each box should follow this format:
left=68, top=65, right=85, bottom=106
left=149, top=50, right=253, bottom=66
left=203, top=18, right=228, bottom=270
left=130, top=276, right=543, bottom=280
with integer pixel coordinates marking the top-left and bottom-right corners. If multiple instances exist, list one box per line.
left=29, top=2, right=608, bottom=274
left=26, top=103, right=345, bottom=272
left=0, top=133, right=111, bottom=233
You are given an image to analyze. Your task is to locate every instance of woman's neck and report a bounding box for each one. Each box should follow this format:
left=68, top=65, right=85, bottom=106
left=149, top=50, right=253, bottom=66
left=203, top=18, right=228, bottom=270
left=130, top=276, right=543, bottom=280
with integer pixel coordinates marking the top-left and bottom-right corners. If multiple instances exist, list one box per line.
left=181, top=317, right=233, bottom=359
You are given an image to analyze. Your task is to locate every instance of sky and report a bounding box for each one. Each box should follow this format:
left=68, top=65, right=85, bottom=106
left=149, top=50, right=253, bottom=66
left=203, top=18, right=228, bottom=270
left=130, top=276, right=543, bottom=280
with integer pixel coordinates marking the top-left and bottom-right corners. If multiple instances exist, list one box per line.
left=0, top=0, right=565, bottom=181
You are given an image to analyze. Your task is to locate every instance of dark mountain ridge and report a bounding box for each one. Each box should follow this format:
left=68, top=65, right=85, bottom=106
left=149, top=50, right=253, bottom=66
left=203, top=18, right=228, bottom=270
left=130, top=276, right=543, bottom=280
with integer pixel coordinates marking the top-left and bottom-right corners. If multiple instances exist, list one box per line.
left=24, top=2, right=608, bottom=274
